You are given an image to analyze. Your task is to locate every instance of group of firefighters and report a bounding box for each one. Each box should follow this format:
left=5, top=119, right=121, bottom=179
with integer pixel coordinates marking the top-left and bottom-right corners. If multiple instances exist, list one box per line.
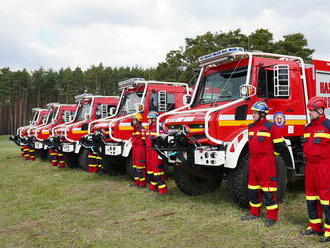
left=242, top=97, right=330, bottom=243
left=18, top=97, right=330, bottom=242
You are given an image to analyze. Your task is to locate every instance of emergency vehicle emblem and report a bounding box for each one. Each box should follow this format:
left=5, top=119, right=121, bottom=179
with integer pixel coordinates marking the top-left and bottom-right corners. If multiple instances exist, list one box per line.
left=274, top=112, right=286, bottom=128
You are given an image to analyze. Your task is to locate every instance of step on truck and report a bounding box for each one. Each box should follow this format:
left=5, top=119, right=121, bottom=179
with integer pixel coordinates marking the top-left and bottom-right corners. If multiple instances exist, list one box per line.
left=80, top=78, right=191, bottom=175
left=153, top=47, right=330, bottom=207
left=51, top=94, right=119, bottom=170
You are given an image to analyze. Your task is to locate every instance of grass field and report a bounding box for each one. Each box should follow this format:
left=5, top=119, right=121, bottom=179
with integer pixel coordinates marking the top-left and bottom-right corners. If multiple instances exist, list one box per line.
left=0, top=135, right=325, bottom=247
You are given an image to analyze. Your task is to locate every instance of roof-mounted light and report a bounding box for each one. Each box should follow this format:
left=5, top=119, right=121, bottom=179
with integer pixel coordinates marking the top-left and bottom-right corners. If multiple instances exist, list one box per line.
left=74, top=93, right=93, bottom=101
left=118, top=78, right=145, bottom=90
left=32, top=108, right=42, bottom=112
left=198, top=47, right=245, bottom=65
left=46, top=102, right=61, bottom=107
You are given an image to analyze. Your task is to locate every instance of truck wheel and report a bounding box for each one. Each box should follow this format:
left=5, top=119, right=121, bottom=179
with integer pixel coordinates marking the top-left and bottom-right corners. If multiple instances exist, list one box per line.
left=125, top=154, right=135, bottom=179
left=63, top=153, right=79, bottom=169
left=78, top=149, right=89, bottom=171
left=173, top=166, right=223, bottom=195
left=38, top=149, right=51, bottom=161
left=226, top=151, right=288, bottom=208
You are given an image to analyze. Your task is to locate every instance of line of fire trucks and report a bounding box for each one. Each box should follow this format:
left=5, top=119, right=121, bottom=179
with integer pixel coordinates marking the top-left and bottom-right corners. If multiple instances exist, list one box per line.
left=10, top=47, right=330, bottom=206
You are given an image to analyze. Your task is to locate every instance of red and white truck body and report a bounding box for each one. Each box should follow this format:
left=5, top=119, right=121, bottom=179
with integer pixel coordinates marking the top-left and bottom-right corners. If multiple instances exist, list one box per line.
left=81, top=78, right=190, bottom=173
left=154, top=47, right=330, bottom=204
left=33, top=103, right=77, bottom=150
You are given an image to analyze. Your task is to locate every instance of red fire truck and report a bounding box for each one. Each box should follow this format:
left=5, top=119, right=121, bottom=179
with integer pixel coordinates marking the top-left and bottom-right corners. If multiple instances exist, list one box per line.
left=154, top=47, right=330, bottom=207
left=32, top=103, right=77, bottom=154
left=11, top=107, right=49, bottom=151
left=80, top=78, right=190, bottom=175
left=51, top=94, right=119, bottom=169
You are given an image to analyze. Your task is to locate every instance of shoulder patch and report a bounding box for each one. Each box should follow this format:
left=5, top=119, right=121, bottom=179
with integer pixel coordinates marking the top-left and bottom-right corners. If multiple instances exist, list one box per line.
left=322, top=119, right=330, bottom=130
left=264, top=121, right=275, bottom=130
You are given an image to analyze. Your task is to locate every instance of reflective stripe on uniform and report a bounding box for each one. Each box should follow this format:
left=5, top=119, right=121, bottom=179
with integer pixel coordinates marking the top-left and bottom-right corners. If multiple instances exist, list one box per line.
left=303, top=133, right=310, bottom=138
left=261, top=187, right=277, bottom=192
left=136, top=166, right=145, bottom=169
left=151, top=182, right=157, bottom=185
left=310, top=218, right=322, bottom=224
left=248, top=185, right=261, bottom=190
left=273, top=138, right=284, bottom=143
left=274, top=152, right=280, bottom=156
left=158, top=184, right=166, bottom=189
left=325, top=231, right=330, bottom=237
left=314, top=133, right=330, bottom=139
left=324, top=223, right=330, bottom=229
left=147, top=171, right=153, bottom=174
left=321, top=200, right=330, bottom=205
left=250, top=202, right=262, bottom=208
left=306, top=195, right=319, bottom=200
left=257, top=132, right=271, bottom=137
left=248, top=132, right=254, bottom=135
left=154, top=172, right=164, bottom=176
left=266, top=204, right=278, bottom=210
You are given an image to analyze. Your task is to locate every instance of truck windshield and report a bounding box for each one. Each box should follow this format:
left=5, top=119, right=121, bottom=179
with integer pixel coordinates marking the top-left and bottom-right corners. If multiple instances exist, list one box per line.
left=194, top=66, right=247, bottom=105
left=45, top=111, right=55, bottom=124
left=118, top=92, right=143, bottom=115
left=75, top=103, right=91, bottom=121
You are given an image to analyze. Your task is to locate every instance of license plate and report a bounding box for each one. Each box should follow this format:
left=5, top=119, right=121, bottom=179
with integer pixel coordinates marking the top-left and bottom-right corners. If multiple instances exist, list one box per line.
left=34, top=142, right=43, bottom=149
left=105, top=145, right=121, bottom=155
left=62, top=144, right=74, bottom=152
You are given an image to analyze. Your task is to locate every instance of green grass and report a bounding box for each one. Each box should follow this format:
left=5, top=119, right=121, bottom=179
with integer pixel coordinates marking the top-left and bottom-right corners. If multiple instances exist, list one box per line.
left=0, top=135, right=325, bottom=247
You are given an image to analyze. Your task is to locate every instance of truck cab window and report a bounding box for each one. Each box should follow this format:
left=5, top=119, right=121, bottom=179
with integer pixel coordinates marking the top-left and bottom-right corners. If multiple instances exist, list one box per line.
left=257, top=66, right=290, bottom=99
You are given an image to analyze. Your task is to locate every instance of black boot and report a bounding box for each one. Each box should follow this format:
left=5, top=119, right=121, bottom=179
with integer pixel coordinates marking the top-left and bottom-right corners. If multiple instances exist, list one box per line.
left=264, top=218, right=276, bottom=227
left=241, top=213, right=260, bottom=221
left=320, top=236, right=330, bottom=243
left=300, top=227, right=323, bottom=236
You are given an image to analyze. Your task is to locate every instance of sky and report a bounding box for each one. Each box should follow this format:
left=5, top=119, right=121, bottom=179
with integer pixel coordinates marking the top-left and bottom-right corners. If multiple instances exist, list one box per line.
left=0, top=0, right=330, bottom=71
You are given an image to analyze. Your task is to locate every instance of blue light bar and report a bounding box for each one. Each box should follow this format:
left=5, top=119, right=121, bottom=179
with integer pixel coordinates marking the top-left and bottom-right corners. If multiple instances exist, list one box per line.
left=198, top=47, right=244, bottom=63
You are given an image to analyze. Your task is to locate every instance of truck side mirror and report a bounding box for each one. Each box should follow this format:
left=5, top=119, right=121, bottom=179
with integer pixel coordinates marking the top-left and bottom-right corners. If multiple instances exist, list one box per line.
left=158, top=90, right=167, bottom=112
left=240, top=85, right=256, bottom=98
left=100, top=104, right=108, bottom=118
left=109, top=107, right=116, bottom=116
left=274, top=65, right=290, bottom=97
left=183, top=94, right=191, bottom=105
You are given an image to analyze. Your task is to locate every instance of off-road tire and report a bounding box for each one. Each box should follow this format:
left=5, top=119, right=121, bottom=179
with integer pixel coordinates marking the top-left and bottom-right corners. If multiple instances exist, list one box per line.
left=63, top=153, right=79, bottom=169
left=173, top=166, right=223, bottom=195
left=78, top=148, right=89, bottom=171
left=125, top=154, right=135, bottom=179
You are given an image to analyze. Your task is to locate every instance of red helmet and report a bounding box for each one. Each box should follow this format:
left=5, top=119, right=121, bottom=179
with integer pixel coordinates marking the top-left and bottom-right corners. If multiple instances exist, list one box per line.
left=307, top=97, right=326, bottom=110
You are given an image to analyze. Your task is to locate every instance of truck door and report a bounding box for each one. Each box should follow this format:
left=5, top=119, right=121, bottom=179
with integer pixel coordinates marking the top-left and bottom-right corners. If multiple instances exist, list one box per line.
left=256, top=63, right=307, bottom=136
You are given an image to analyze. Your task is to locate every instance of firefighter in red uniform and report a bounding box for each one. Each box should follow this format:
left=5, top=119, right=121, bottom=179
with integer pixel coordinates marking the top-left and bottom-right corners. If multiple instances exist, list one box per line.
left=241, top=101, right=286, bottom=226
left=146, top=112, right=168, bottom=194
left=300, top=96, right=330, bottom=243
left=131, top=112, right=147, bottom=187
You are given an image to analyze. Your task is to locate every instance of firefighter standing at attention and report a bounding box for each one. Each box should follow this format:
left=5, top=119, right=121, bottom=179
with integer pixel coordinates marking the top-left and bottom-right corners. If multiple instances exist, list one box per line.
left=145, top=112, right=168, bottom=194
left=241, top=101, right=286, bottom=226
left=300, top=96, right=330, bottom=243
left=131, top=112, right=147, bottom=187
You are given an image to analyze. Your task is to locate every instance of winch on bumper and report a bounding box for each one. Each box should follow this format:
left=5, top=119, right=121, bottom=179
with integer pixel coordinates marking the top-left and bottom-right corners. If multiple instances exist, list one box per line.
left=154, top=132, right=226, bottom=166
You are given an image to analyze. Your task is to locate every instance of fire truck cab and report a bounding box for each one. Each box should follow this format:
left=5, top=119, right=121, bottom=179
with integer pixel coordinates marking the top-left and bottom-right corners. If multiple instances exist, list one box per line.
left=81, top=78, right=190, bottom=174
left=33, top=103, right=76, bottom=152
left=154, top=47, right=330, bottom=207
left=51, top=94, right=119, bottom=169
left=10, top=108, right=48, bottom=147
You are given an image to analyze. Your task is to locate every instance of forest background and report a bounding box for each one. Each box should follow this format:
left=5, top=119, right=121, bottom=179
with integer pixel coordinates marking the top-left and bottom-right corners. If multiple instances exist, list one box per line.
left=0, top=28, right=314, bottom=134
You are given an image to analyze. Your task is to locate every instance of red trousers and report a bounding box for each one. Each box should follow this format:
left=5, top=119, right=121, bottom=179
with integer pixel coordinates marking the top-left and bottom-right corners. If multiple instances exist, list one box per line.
left=305, top=159, right=330, bottom=235
left=248, top=155, right=279, bottom=221
left=132, top=144, right=146, bottom=187
left=88, top=152, right=101, bottom=173
left=49, top=148, right=58, bottom=166
left=146, top=148, right=168, bottom=194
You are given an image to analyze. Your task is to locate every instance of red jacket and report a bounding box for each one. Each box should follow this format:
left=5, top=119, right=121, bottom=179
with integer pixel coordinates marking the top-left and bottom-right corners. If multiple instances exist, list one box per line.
left=248, top=119, right=285, bottom=157
left=303, top=115, right=330, bottom=161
